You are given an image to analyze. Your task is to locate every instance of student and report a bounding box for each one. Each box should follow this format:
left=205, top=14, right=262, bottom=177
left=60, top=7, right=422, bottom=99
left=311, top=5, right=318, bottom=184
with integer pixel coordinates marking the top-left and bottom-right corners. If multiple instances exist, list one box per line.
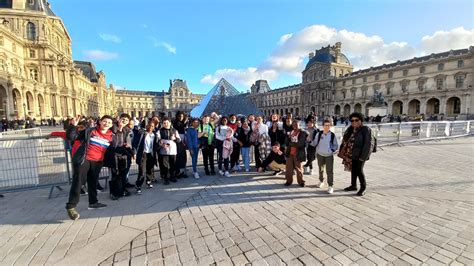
left=133, top=120, right=158, bottom=193
left=214, top=116, right=233, bottom=177
left=304, top=120, right=318, bottom=175
left=312, top=119, right=338, bottom=194
left=235, top=119, right=252, bottom=172
left=258, top=142, right=286, bottom=175
left=198, top=115, right=216, bottom=175
left=186, top=118, right=200, bottom=179
left=284, top=120, right=308, bottom=187
left=173, top=112, right=188, bottom=178
left=65, top=115, right=116, bottom=221
left=157, top=117, right=181, bottom=184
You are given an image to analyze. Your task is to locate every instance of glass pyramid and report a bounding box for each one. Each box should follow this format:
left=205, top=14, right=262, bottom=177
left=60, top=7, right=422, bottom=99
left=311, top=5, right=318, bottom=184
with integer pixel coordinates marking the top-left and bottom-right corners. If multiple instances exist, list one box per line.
left=190, top=78, right=262, bottom=118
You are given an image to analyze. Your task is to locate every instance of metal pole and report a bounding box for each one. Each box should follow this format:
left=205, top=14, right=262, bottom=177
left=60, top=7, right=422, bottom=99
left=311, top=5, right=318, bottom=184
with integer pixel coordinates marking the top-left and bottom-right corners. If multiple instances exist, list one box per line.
left=397, top=122, right=401, bottom=145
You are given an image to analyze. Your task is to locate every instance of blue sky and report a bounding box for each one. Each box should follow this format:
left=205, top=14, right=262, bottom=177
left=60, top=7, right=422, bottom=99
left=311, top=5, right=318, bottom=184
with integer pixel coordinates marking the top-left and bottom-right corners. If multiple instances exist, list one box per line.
left=50, top=0, right=473, bottom=94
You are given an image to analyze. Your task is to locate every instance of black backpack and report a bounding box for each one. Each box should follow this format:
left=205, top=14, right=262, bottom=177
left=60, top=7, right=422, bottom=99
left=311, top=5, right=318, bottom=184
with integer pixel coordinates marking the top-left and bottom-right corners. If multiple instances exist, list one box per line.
left=368, top=127, right=377, bottom=153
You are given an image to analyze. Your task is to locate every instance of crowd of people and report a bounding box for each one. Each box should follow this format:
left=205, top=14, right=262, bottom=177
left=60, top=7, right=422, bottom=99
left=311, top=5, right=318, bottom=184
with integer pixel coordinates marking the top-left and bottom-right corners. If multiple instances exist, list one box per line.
left=58, top=111, right=375, bottom=221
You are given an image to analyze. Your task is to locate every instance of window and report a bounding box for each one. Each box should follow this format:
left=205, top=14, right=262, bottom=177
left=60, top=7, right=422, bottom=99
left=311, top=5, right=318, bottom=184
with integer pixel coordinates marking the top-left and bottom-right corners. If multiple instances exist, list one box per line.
left=375, top=74, right=379, bottom=81
left=0, top=59, right=4, bottom=70
left=386, top=86, right=391, bottom=95
left=419, top=66, right=425, bottom=73
left=352, top=79, right=355, bottom=85
left=29, top=49, right=35, bottom=58
left=12, top=43, right=16, bottom=53
left=457, top=60, right=464, bottom=68
left=29, top=69, right=38, bottom=81
left=351, top=89, right=356, bottom=98
left=417, top=80, right=425, bottom=91
left=342, top=91, right=346, bottom=99
left=403, top=69, right=408, bottom=76
left=400, top=81, right=409, bottom=93
left=456, top=75, right=464, bottom=88
left=363, top=77, right=367, bottom=83
left=438, top=63, right=444, bottom=71
left=436, top=78, right=444, bottom=90
left=388, top=72, right=393, bottom=78
left=342, top=81, right=346, bottom=86
left=0, top=36, right=3, bottom=46
left=29, top=0, right=34, bottom=5
left=27, top=22, right=36, bottom=41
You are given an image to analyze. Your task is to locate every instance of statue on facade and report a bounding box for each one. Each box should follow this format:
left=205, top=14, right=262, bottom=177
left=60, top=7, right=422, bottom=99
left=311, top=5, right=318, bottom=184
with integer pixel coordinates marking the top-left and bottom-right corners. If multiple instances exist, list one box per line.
left=371, top=91, right=385, bottom=107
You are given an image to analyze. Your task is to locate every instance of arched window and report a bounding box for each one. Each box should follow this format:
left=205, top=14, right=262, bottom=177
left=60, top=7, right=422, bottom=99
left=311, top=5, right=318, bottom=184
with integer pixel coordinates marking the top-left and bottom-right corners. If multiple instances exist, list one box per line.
left=27, top=22, right=36, bottom=41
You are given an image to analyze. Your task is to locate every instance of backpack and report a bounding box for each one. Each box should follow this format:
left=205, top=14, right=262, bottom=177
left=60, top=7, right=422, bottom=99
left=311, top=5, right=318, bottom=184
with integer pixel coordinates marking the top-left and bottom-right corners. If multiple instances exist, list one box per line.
left=311, top=128, right=320, bottom=141
left=368, top=127, right=377, bottom=153
left=315, top=131, right=336, bottom=152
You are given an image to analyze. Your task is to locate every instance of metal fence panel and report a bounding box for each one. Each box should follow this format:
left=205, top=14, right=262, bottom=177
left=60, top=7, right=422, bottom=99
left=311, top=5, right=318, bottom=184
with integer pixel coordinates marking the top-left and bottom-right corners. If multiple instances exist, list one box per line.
left=0, top=136, right=70, bottom=196
left=0, top=127, right=42, bottom=138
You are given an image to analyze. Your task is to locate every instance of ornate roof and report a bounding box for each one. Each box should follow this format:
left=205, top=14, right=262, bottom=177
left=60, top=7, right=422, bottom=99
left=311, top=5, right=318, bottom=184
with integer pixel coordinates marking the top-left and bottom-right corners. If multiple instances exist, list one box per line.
left=0, top=0, right=56, bottom=16
left=74, top=61, right=98, bottom=83
left=305, top=51, right=350, bottom=70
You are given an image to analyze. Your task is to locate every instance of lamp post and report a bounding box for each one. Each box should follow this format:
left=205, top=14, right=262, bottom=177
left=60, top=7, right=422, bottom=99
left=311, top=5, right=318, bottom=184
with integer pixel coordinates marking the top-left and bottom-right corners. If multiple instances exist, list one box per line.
left=22, top=102, right=27, bottom=124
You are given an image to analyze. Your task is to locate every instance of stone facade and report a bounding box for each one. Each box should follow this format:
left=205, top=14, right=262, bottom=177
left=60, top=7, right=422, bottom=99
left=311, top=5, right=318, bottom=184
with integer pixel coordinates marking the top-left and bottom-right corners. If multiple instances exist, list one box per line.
left=0, top=0, right=116, bottom=120
left=250, top=42, right=474, bottom=119
left=116, top=79, right=203, bottom=119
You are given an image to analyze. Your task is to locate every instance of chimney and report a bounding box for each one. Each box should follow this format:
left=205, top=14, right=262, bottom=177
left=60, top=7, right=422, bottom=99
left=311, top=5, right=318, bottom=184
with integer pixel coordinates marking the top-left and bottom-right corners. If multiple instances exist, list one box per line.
left=308, top=52, right=314, bottom=60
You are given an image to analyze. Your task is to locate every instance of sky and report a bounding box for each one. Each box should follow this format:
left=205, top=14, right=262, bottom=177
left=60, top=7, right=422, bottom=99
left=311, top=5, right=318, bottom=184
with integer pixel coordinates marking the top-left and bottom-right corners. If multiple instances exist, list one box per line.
left=49, top=0, right=474, bottom=94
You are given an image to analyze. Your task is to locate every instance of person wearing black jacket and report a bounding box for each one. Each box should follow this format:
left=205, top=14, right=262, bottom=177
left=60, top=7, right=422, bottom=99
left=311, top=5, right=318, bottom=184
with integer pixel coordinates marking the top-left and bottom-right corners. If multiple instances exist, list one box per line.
left=65, top=115, right=117, bottom=220
left=235, top=119, right=252, bottom=172
left=172, top=112, right=188, bottom=178
left=133, top=120, right=159, bottom=193
left=258, top=142, right=286, bottom=175
left=269, top=121, right=286, bottom=149
left=109, top=114, right=134, bottom=200
left=339, top=112, right=372, bottom=196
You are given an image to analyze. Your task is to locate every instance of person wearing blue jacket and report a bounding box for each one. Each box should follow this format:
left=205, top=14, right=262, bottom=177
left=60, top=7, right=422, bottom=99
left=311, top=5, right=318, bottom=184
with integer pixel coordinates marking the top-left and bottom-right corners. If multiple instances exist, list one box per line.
left=186, top=118, right=200, bottom=179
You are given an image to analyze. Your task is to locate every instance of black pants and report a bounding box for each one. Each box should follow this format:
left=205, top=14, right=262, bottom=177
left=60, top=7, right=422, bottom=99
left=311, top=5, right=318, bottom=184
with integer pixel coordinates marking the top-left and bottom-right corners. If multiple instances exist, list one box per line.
left=66, top=160, right=103, bottom=209
left=230, top=144, right=241, bottom=169
left=136, top=153, right=155, bottom=187
left=158, top=154, right=176, bottom=181
left=202, top=145, right=215, bottom=173
left=351, top=159, right=366, bottom=190
left=254, top=144, right=262, bottom=168
left=109, top=156, right=128, bottom=197
left=304, top=146, right=316, bottom=169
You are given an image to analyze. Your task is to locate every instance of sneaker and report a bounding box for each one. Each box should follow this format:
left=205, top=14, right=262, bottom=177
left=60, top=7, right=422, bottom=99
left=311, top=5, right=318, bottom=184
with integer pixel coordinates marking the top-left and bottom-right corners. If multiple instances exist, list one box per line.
left=315, top=182, right=324, bottom=188
left=219, top=170, right=224, bottom=176
left=125, top=183, right=135, bottom=188
left=88, top=202, right=107, bottom=210
left=272, top=170, right=283, bottom=176
left=136, top=187, right=142, bottom=194
left=356, top=190, right=366, bottom=196
left=284, top=182, right=291, bottom=186
left=328, top=186, right=334, bottom=194
left=80, top=187, right=88, bottom=195
left=110, top=194, right=119, bottom=200
left=210, top=170, right=216, bottom=175
left=303, top=166, right=309, bottom=174
left=224, top=171, right=230, bottom=177
left=123, top=190, right=131, bottom=197
left=245, top=168, right=250, bottom=172
left=344, top=186, right=358, bottom=191
left=299, top=182, right=306, bottom=187
left=194, top=172, right=200, bottom=179
left=147, top=183, right=154, bottom=188
left=96, top=184, right=105, bottom=192
left=67, top=208, right=80, bottom=220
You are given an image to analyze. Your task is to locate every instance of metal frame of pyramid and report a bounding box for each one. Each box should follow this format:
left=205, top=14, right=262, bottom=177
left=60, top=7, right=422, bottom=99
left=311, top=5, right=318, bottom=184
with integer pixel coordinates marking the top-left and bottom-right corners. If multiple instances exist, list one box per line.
left=190, top=78, right=262, bottom=118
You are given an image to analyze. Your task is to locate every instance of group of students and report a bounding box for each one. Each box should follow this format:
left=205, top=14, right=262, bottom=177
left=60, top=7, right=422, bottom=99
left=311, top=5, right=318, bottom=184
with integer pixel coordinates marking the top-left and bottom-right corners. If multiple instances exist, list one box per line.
left=63, top=111, right=375, bottom=221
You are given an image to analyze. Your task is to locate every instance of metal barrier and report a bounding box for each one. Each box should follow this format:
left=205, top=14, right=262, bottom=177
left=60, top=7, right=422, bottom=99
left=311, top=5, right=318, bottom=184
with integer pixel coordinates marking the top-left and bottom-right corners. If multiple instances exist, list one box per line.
left=332, top=120, right=474, bottom=147
left=0, top=127, right=43, bottom=138
left=0, top=135, right=70, bottom=198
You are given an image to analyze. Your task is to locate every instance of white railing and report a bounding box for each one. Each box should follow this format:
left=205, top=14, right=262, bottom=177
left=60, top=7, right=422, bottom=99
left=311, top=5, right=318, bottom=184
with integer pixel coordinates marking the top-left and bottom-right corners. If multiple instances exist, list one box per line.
left=331, top=120, right=473, bottom=146
left=0, top=127, right=43, bottom=138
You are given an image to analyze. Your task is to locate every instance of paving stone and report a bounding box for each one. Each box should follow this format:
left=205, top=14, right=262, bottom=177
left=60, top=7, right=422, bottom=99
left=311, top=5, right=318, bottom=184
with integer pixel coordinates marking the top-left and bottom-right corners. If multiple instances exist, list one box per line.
left=244, top=249, right=262, bottom=262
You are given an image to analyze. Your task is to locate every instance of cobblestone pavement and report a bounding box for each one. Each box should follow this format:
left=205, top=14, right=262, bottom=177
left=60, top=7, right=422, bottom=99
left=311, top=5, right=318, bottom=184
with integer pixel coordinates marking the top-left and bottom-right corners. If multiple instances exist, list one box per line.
left=0, top=137, right=473, bottom=265
left=102, top=137, right=474, bottom=265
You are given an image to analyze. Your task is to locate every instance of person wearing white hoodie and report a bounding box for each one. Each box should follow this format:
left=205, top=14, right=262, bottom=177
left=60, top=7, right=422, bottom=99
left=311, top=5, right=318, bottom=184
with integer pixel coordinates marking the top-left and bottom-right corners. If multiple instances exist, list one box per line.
left=214, top=116, right=234, bottom=177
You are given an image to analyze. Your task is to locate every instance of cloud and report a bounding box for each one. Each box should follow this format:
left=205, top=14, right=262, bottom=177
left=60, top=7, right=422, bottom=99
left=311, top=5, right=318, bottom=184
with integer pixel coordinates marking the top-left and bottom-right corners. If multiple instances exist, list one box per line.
left=420, top=27, right=474, bottom=54
left=149, top=37, right=177, bottom=54
left=83, top=50, right=119, bottom=61
left=201, top=25, right=473, bottom=88
left=99, top=33, right=121, bottom=43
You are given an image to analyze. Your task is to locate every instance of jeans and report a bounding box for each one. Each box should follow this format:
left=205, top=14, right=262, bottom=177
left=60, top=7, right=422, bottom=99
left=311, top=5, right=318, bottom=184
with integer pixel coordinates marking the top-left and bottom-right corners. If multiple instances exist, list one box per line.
left=241, top=147, right=250, bottom=170
left=66, top=160, right=103, bottom=209
left=216, top=140, right=229, bottom=171
left=190, top=148, right=199, bottom=173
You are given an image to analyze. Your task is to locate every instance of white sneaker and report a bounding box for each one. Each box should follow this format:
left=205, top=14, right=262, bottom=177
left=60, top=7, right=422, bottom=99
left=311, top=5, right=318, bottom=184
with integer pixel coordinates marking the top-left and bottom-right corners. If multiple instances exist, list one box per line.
left=194, top=172, right=200, bottom=179
left=219, top=170, right=224, bottom=176
left=316, top=182, right=324, bottom=188
left=224, top=171, right=230, bottom=177
left=328, top=186, right=334, bottom=194
left=304, top=166, right=309, bottom=174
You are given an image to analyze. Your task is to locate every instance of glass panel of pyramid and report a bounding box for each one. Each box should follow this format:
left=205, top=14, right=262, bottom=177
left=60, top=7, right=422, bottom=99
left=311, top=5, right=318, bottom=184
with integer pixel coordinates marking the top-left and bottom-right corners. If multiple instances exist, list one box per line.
left=190, top=78, right=262, bottom=118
